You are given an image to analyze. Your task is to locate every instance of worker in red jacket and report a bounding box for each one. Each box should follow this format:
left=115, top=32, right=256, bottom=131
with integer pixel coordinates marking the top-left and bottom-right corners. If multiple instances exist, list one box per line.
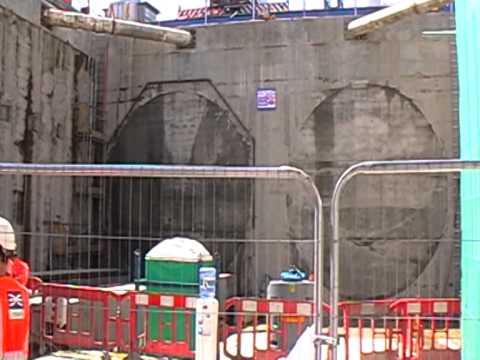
left=7, top=256, right=30, bottom=287
left=0, top=217, right=30, bottom=360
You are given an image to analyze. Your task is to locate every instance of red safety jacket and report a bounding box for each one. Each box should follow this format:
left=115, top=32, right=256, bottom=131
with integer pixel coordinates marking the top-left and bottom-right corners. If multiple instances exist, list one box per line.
left=0, top=276, right=30, bottom=360
left=7, top=259, right=30, bottom=287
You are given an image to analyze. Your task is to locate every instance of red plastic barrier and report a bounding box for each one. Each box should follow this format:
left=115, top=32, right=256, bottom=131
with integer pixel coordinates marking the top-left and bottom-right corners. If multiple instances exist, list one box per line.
left=221, top=297, right=331, bottom=360
left=35, top=283, right=198, bottom=358
left=339, top=299, right=400, bottom=360
left=33, top=283, right=462, bottom=360
left=27, top=277, right=43, bottom=293
left=38, top=283, right=129, bottom=351
left=129, top=291, right=197, bottom=358
left=389, top=298, right=461, bottom=360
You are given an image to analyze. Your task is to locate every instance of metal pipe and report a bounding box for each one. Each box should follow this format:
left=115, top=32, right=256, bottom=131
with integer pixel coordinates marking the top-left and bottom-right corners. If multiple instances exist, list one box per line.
left=347, top=0, right=453, bottom=37
left=311, top=180, right=324, bottom=360
left=42, top=8, right=193, bottom=47
left=0, top=162, right=324, bottom=358
left=204, top=0, right=208, bottom=24
left=422, top=30, right=456, bottom=38
left=330, top=159, right=480, bottom=360
left=134, top=249, right=141, bottom=290
left=0, top=163, right=308, bottom=180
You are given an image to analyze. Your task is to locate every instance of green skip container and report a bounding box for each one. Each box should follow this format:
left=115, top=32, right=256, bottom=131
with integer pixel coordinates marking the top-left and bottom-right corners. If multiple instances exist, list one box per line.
left=145, top=237, right=214, bottom=352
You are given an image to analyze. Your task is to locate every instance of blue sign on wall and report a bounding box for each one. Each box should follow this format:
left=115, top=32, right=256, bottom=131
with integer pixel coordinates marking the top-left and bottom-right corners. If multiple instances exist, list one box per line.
left=256, top=88, right=277, bottom=110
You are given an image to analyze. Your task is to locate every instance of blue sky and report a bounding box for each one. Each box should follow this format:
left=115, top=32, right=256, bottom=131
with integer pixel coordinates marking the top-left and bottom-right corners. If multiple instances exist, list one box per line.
left=72, top=0, right=401, bottom=20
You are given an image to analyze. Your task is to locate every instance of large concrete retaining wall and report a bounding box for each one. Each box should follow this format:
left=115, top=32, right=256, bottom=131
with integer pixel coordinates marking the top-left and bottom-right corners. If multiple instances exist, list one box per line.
left=0, top=4, right=96, bottom=271
left=0, top=1, right=459, bottom=297
left=99, top=12, right=458, bottom=298
left=0, top=0, right=40, bottom=24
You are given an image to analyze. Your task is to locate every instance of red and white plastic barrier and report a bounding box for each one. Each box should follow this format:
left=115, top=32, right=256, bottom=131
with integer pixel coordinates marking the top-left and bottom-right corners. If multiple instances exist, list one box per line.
left=34, top=283, right=199, bottom=358
left=339, top=299, right=399, bottom=359
left=131, top=291, right=197, bottom=358
left=339, top=298, right=461, bottom=360
left=221, top=297, right=331, bottom=360
left=37, top=283, right=129, bottom=351
left=389, top=298, right=460, bottom=360
left=31, top=282, right=462, bottom=360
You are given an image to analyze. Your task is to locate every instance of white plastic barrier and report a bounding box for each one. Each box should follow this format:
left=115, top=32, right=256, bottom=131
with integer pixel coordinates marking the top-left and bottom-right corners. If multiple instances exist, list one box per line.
left=285, top=325, right=315, bottom=360
left=195, top=298, right=219, bottom=360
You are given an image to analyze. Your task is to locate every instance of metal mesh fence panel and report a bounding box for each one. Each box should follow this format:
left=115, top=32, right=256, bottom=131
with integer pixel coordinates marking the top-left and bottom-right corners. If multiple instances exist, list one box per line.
left=329, top=160, right=466, bottom=360
left=0, top=164, right=325, bottom=359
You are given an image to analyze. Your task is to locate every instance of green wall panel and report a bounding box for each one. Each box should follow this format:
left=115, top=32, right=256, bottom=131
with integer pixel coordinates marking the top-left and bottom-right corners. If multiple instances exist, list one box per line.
left=456, top=1, right=480, bottom=359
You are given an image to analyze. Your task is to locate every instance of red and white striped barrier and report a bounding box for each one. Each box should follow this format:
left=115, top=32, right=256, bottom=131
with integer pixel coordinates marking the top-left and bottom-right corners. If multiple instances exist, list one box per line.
left=221, top=297, right=331, bottom=359
left=177, top=3, right=290, bottom=20
left=31, top=283, right=461, bottom=360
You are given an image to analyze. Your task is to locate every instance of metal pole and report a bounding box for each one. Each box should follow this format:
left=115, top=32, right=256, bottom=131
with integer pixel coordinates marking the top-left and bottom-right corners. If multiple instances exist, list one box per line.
left=0, top=163, right=310, bottom=180
left=252, top=0, right=256, bottom=20
left=312, top=186, right=324, bottom=360
left=0, top=162, right=324, bottom=358
left=134, top=249, right=141, bottom=290
left=330, top=159, right=480, bottom=360
left=205, top=0, right=208, bottom=24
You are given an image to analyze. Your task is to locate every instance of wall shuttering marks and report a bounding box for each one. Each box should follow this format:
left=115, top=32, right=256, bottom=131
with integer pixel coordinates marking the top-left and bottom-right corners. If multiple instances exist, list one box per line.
left=102, top=14, right=457, bottom=296
left=0, top=4, right=96, bottom=270
left=456, top=1, right=480, bottom=359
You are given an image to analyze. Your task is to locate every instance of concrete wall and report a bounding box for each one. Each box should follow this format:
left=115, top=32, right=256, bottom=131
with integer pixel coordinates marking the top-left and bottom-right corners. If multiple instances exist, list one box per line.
left=99, top=13, right=458, bottom=298
left=0, top=4, right=96, bottom=271
left=0, top=1, right=458, bottom=297
left=0, top=0, right=41, bottom=24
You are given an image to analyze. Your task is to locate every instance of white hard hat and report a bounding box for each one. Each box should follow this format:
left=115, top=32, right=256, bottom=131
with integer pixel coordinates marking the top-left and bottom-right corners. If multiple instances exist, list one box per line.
left=0, top=217, right=16, bottom=252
